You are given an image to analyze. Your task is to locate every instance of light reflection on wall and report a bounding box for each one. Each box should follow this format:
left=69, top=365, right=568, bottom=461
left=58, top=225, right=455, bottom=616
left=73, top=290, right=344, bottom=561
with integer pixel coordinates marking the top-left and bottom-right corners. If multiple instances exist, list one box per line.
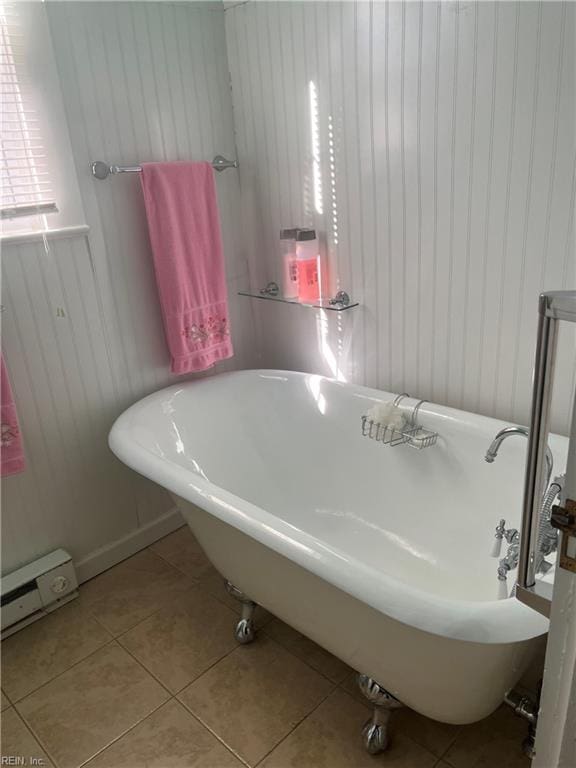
left=309, top=81, right=347, bottom=383
left=309, top=80, right=323, bottom=216
left=328, top=115, right=339, bottom=250
left=316, top=309, right=347, bottom=382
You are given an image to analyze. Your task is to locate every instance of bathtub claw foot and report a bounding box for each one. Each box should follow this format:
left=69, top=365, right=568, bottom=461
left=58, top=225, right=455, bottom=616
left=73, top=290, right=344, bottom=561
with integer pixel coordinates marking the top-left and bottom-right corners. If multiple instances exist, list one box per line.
left=357, top=674, right=403, bottom=754
left=234, top=616, right=255, bottom=644
left=225, top=581, right=257, bottom=644
left=362, top=720, right=389, bottom=755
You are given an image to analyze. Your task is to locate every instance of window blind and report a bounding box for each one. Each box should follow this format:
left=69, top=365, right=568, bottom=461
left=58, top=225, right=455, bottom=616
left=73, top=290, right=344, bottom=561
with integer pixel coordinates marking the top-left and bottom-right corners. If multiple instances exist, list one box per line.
left=1, top=3, right=57, bottom=220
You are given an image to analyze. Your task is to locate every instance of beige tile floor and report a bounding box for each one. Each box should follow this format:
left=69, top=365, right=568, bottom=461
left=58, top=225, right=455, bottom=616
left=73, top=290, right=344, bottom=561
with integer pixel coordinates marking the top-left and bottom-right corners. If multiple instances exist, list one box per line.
left=1, top=526, right=531, bottom=768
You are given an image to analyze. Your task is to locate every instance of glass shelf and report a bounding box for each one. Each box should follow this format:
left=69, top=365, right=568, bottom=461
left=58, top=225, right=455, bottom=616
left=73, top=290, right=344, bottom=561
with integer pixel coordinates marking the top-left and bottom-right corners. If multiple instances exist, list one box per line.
left=238, top=283, right=359, bottom=312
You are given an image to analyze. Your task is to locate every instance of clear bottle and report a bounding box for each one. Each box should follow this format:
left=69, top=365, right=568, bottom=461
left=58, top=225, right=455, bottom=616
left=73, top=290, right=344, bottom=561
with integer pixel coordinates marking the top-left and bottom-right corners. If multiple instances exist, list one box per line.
left=280, top=228, right=299, bottom=299
left=296, top=229, right=320, bottom=302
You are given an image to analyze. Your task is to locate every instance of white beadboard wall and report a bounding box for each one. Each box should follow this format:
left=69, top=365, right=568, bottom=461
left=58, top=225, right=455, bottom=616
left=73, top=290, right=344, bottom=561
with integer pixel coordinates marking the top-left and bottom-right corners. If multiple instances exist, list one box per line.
left=225, top=0, right=576, bottom=434
left=1, top=2, right=258, bottom=576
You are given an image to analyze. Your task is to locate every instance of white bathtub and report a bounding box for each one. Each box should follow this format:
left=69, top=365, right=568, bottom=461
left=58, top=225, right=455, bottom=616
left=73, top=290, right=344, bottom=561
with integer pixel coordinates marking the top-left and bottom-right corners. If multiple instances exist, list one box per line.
left=109, top=370, right=566, bottom=724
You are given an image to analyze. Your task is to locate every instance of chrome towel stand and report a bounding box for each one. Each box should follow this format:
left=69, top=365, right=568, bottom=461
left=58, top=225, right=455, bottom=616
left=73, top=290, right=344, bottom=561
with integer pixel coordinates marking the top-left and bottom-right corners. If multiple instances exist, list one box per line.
left=90, top=155, right=238, bottom=180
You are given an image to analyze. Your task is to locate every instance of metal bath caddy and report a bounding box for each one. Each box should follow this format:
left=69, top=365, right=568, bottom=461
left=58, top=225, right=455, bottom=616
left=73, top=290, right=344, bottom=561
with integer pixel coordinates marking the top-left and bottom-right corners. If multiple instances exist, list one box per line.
left=361, top=395, right=438, bottom=450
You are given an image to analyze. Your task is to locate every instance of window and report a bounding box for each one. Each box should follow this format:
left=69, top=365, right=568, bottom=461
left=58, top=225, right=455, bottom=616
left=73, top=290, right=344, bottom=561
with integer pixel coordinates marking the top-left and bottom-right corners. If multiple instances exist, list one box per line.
left=1, top=2, right=57, bottom=225
left=0, top=2, right=85, bottom=238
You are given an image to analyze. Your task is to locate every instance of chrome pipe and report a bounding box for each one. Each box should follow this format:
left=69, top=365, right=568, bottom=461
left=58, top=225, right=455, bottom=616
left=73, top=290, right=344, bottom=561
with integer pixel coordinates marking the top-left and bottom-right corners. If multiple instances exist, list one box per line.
left=518, top=296, right=559, bottom=589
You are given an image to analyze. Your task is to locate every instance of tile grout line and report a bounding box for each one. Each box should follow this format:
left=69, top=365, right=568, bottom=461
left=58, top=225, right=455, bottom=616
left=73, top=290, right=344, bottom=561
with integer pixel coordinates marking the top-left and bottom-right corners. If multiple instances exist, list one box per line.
left=9, top=637, right=117, bottom=706
left=176, top=695, right=252, bottom=768
left=78, top=546, right=205, bottom=640
left=435, top=728, right=462, bottom=763
left=1, top=570, right=125, bottom=712
left=174, top=627, right=339, bottom=701
left=15, top=633, right=242, bottom=768
left=144, top=546, right=229, bottom=605
left=252, top=679, right=340, bottom=767
left=86, top=694, right=248, bottom=768
left=119, top=624, right=241, bottom=698
left=77, top=695, right=173, bottom=768
left=5, top=630, right=500, bottom=762
left=150, top=545, right=357, bottom=692
left=258, top=624, right=351, bottom=688
left=145, top=544, right=382, bottom=715
left=7, top=705, right=61, bottom=768
left=437, top=726, right=467, bottom=765
left=83, top=604, right=117, bottom=637
left=114, top=634, right=180, bottom=696
left=110, top=579, right=239, bottom=647
left=9, top=639, right=171, bottom=768
left=149, top=605, right=347, bottom=717
left=10, top=637, right=177, bottom=768
left=171, top=630, right=346, bottom=767
left=8, top=639, right=148, bottom=768
left=144, top=542, right=376, bottom=697
left=144, top=539, right=272, bottom=625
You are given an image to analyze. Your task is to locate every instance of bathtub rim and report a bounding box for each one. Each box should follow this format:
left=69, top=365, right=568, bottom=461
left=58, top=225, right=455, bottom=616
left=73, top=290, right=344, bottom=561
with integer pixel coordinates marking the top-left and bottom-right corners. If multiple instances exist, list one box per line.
left=108, top=369, right=550, bottom=645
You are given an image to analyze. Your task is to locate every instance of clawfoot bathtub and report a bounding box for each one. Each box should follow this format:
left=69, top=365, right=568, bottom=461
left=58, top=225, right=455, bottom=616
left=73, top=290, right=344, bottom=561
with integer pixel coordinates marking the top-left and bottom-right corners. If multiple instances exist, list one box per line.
left=109, top=370, right=564, bottom=749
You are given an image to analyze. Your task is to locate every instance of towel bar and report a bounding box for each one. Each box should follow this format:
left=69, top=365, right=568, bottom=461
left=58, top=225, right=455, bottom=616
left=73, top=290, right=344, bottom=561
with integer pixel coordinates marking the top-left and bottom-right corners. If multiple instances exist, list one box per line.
left=91, top=155, right=238, bottom=180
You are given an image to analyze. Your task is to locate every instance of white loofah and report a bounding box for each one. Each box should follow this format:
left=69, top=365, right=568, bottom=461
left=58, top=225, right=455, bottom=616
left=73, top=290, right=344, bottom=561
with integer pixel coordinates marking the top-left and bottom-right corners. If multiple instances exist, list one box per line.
left=366, top=402, right=392, bottom=423
left=387, top=408, right=406, bottom=431
left=365, top=402, right=406, bottom=431
left=365, top=405, right=376, bottom=420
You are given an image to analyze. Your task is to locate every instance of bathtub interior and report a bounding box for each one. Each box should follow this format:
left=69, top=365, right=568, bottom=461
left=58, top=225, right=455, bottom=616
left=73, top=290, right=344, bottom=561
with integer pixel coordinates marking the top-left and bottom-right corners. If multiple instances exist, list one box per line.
left=123, top=371, right=567, bottom=604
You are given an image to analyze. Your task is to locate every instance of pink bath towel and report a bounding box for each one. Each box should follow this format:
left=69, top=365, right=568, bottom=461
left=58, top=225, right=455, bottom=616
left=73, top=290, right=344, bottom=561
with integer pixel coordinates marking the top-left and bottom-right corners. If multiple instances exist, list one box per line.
left=140, top=162, right=234, bottom=374
left=1, top=356, right=25, bottom=476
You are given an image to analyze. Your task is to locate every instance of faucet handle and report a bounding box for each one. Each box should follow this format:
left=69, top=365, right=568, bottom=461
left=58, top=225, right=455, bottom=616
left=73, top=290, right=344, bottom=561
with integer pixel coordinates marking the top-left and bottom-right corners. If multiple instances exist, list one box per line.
left=504, top=528, right=519, bottom=544
left=497, top=562, right=511, bottom=599
left=491, top=519, right=506, bottom=557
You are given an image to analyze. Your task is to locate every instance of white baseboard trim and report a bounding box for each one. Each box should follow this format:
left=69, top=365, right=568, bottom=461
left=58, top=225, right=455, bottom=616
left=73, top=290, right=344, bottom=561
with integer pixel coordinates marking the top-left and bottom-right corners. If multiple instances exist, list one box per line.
left=76, top=507, right=185, bottom=584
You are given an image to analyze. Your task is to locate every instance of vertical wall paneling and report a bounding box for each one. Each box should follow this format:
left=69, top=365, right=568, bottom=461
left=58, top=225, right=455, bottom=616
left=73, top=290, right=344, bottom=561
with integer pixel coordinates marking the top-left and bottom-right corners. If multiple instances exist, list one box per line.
left=225, top=0, right=576, bottom=434
left=1, top=236, right=137, bottom=572
left=1, top=2, right=257, bottom=575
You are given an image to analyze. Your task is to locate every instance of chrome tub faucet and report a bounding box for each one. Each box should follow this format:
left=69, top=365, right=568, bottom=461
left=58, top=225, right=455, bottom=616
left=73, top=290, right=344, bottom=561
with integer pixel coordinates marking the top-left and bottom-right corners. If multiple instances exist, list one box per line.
left=485, top=426, right=561, bottom=587
left=485, top=426, right=553, bottom=491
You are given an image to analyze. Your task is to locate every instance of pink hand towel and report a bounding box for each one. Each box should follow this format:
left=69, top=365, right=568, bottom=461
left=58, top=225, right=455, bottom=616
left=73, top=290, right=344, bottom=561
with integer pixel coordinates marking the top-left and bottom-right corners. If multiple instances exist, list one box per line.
left=140, top=162, right=234, bottom=374
left=1, top=356, right=25, bottom=476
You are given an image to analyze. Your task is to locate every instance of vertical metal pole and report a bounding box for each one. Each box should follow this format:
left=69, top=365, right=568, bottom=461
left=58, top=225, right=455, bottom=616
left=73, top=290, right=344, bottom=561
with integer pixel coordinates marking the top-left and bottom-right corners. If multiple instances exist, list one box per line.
left=518, top=296, right=558, bottom=589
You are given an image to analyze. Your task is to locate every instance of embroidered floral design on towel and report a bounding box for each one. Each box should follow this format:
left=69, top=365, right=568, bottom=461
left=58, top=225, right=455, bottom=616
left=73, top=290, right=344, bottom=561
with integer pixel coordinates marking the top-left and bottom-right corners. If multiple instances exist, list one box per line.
left=182, top=316, right=229, bottom=345
left=1, top=422, right=19, bottom=447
